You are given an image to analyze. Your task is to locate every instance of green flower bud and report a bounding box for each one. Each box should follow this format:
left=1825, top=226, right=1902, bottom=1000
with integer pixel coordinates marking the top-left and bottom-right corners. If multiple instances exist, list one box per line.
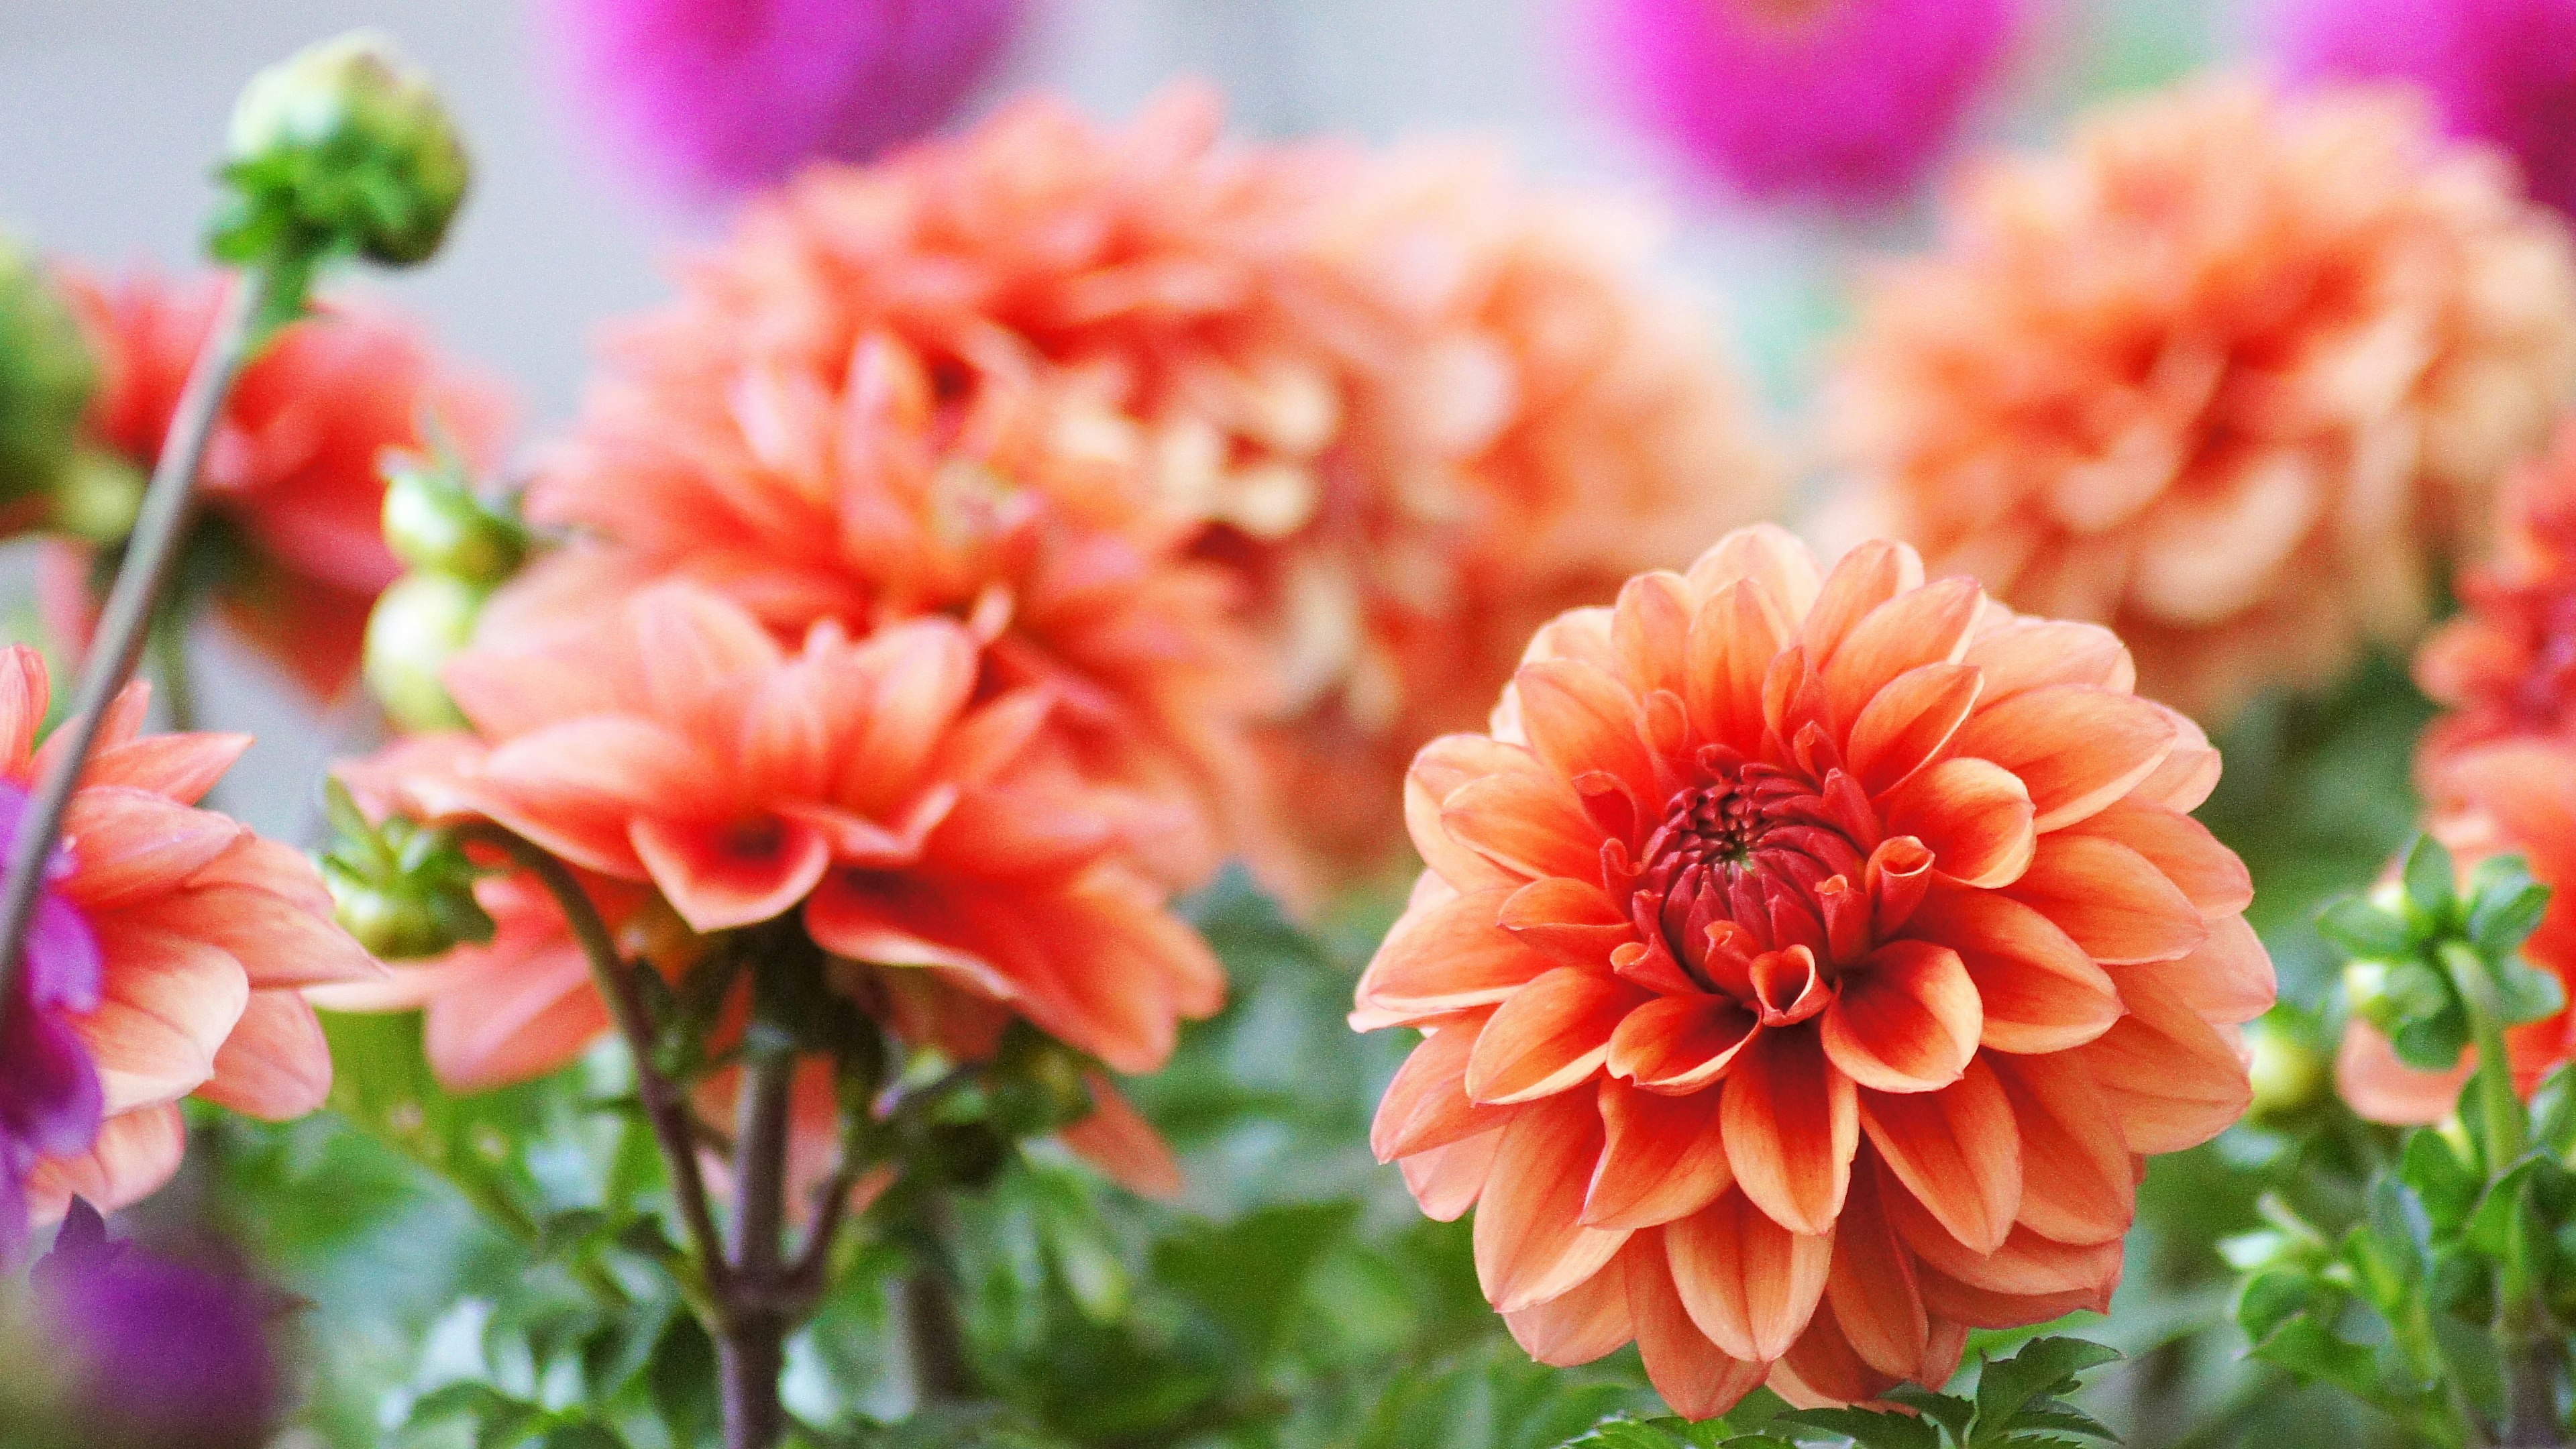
left=0, top=238, right=96, bottom=508
left=46, top=445, right=146, bottom=544
left=363, top=570, right=483, bottom=732
left=217, top=30, right=470, bottom=269
left=381, top=450, right=525, bottom=582
left=325, top=871, right=455, bottom=960
left=318, top=777, right=492, bottom=960
left=2246, top=1015, right=2328, bottom=1121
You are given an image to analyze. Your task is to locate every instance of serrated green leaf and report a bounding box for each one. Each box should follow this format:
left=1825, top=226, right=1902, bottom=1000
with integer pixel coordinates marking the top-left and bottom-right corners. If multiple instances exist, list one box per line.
left=1883, top=1384, right=1975, bottom=1440
left=1969, top=1338, right=2119, bottom=1446
left=2404, top=835, right=2459, bottom=924
left=2247, top=1316, right=2383, bottom=1401
left=1784, top=1405, right=1943, bottom=1449
left=2317, top=895, right=2414, bottom=959
left=2532, top=1064, right=2576, bottom=1157
left=2467, top=856, right=2551, bottom=959
left=2493, top=953, right=2568, bottom=1027
left=2398, top=1128, right=2481, bottom=1229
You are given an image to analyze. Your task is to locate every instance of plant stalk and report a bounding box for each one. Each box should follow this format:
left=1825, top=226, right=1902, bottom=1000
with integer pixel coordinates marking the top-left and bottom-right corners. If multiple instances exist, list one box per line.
left=722, top=1049, right=797, bottom=1449
left=0, top=272, right=266, bottom=1043
left=2447, top=943, right=2565, bottom=1447
left=904, top=1191, right=975, bottom=1408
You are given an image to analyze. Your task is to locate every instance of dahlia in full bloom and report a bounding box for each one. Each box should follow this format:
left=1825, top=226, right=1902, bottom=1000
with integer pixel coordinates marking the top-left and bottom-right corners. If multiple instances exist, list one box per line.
left=1355, top=527, right=2270, bottom=1415
left=1837, top=79, right=2576, bottom=723
left=0, top=645, right=382, bottom=1248
left=510, top=327, right=1265, bottom=887
left=45, top=268, right=510, bottom=699
left=346, top=581, right=1223, bottom=1091
left=588, top=86, right=1774, bottom=883
left=2275, top=0, right=2576, bottom=217
left=544, top=0, right=1024, bottom=199
left=2416, top=419, right=2576, bottom=770
left=2338, top=739, right=2576, bottom=1122
left=1577, top=0, right=2023, bottom=206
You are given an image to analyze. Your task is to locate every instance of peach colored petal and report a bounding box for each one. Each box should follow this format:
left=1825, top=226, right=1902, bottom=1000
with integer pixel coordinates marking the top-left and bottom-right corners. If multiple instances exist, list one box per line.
left=1474, top=1089, right=1632, bottom=1313
left=1845, top=663, right=1983, bottom=798
left=1373, top=1022, right=1511, bottom=1162
left=2336, top=1020, right=2471, bottom=1126
left=1948, top=685, right=2176, bottom=832
left=1992, top=1052, right=2134, bottom=1246
left=1466, top=968, right=1648, bottom=1105
left=1357, top=885, right=1556, bottom=1028
left=2073, top=966, right=2253, bottom=1152
left=2006, top=833, right=2206, bottom=965
left=1906, top=886, right=2122, bottom=1053
left=1497, top=877, right=1633, bottom=970
left=1623, top=1230, right=1771, bottom=1420
left=1960, top=620, right=2135, bottom=702
left=1440, top=769, right=1606, bottom=885
left=630, top=814, right=834, bottom=931
left=78, top=922, right=251, bottom=1113
left=1801, top=541, right=1926, bottom=665
left=1857, top=1057, right=2020, bottom=1256
left=1819, top=578, right=1982, bottom=729
left=25, top=1103, right=186, bottom=1221
left=1823, top=1164, right=1929, bottom=1381
left=1666, top=1189, right=1833, bottom=1362
left=0, top=644, right=46, bottom=775
left=1061, top=1073, right=1183, bottom=1200
left=1403, top=1129, right=1503, bottom=1222
left=2065, top=800, right=2253, bottom=916
left=1516, top=659, right=1657, bottom=806
left=1583, top=1078, right=1733, bottom=1230
left=1819, top=941, right=1981, bottom=1093
left=1721, top=1029, right=1857, bottom=1236
left=1503, top=1256, right=1633, bottom=1367
left=78, top=731, right=252, bottom=805
left=421, top=943, right=609, bottom=1091
left=1607, top=994, right=1760, bottom=1093
left=1687, top=525, right=1824, bottom=624
left=1881, top=758, right=2035, bottom=889
left=195, top=990, right=332, bottom=1119
left=55, top=786, right=246, bottom=908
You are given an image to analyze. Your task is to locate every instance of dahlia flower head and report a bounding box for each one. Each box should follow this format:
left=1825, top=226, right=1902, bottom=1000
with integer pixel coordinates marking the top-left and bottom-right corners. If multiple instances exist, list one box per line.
left=2275, top=0, right=2576, bottom=218
left=1838, top=78, right=2576, bottom=724
left=1579, top=0, right=2023, bottom=207
left=559, top=84, right=1775, bottom=888
left=0, top=645, right=382, bottom=1251
left=545, top=0, right=1024, bottom=199
left=2338, top=739, right=2576, bottom=1123
left=341, top=582, right=1222, bottom=1110
left=2416, top=418, right=2576, bottom=770
left=45, top=268, right=510, bottom=699
left=1355, top=527, right=2271, bottom=1416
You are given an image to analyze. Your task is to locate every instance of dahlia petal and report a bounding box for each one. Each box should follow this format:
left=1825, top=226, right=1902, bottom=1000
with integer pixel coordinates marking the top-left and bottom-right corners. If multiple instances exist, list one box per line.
left=2068, top=800, right=2253, bottom=916
left=2131, top=707, right=2222, bottom=812
left=1913, top=1256, right=2114, bottom=1328
left=1613, top=572, right=1696, bottom=704
left=1465, top=968, right=1648, bottom=1104
left=629, top=582, right=788, bottom=722
left=1498, top=877, right=1635, bottom=971
left=630, top=814, right=834, bottom=932
left=803, top=875, right=1020, bottom=1002
left=2073, top=966, right=2252, bottom=1153
left=1622, top=1230, right=1770, bottom=1421
left=1441, top=769, right=1609, bottom=884
left=1801, top=541, right=1925, bottom=663
left=23, top=1102, right=185, bottom=1221
left=78, top=922, right=251, bottom=1113
left=1948, top=684, right=2176, bottom=831
left=1407, top=736, right=1538, bottom=893
left=838, top=618, right=981, bottom=813
left=1061, top=1073, right=1183, bottom=1200
left=1666, top=1189, right=1833, bottom=1362
left=467, top=718, right=729, bottom=874
left=918, top=786, right=1115, bottom=879
left=2335, top=1021, right=2469, bottom=1126
left=194, top=990, right=331, bottom=1120
left=423, top=943, right=611, bottom=1091
left=1584, top=1078, right=1733, bottom=1229
left=1686, top=525, right=1824, bottom=624
left=1857, top=1057, right=2019, bottom=1254
left=1473, top=1090, right=1632, bottom=1312
left=0, top=644, right=45, bottom=774
left=2006, top=833, right=2206, bottom=965
left=2141, top=913, right=2275, bottom=1026
left=1402, top=1128, right=1503, bottom=1221
left=949, top=868, right=1218, bottom=1074
left=1992, top=1053, right=2134, bottom=1246
left=1820, top=941, right=1981, bottom=1093
left=1889, top=1186, right=2124, bottom=1298
left=55, top=787, right=246, bottom=909
left=1881, top=758, right=2035, bottom=889
left=779, top=792, right=957, bottom=870
left=1356, top=885, right=1556, bottom=1028
left=1906, top=885, right=2123, bottom=1053
left=1607, top=994, right=1760, bottom=1093
left=1959, top=619, right=2135, bottom=701
left=924, top=688, right=1055, bottom=790
left=1684, top=579, right=1792, bottom=748
left=1824, top=1163, right=1929, bottom=1381
left=1503, top=1254, right=1633, bottom=1366
left=135, top=879, right=382, bottom=989
left=33, top=682, right=151, bottom=784
left=1517, top=659, right=1658, bottom=804
left=1373, top=1022, right=1511, bottom=1161
left=1720, top=1029, right=1857, bottom=1236
left=1846, top=663, right=1984, bottom=797
left=1820, top=578, right=1983, bottom=729
left=1777, top=1298, right=1903, bottom=1407
left=176, top=836, right=335, bottom=918
left=77, top=732, right=251, bottom=805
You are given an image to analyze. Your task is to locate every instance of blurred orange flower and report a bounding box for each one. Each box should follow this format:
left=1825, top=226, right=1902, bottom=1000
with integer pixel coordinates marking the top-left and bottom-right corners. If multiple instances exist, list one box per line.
left=1354, top=527, right=2268, bottom=1415
left=2338, top=739, right=2576, bottom=1123
left=349, top=582, right=1222, bottom=1085
left=0, top=645, right=383, bottom=1229
left=2417, top=419, right=2576, bottom=774
left=46, top=268, right=510, bottom=700
left=1837, top=79, right=2576, bottom=724
left=576, top=85, right=1773, bottom=889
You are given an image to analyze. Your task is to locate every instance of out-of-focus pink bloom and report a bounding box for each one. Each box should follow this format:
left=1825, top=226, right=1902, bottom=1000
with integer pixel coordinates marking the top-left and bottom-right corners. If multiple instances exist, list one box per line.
left=1578, top=0, right=2023, bottom=207
left=543, top=0, right=1027, bottom=199
left=46, top=268, right=509, bottom=701
left=2275, top=0, right=2576, bottom=216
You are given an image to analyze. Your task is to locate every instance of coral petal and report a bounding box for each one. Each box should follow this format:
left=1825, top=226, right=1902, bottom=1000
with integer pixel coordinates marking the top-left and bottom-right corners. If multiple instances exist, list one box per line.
left=1666, top=1189, right=1833, bottom=1361
left=1949, top=685, right=2175, bottom=831
left=1720, top=1029, right=1857, bottom=1235
left=1585, top=1078, right=1733, bottom=1229
left=1473, top=1090, right=1632, bottom=1311
left=1882, top=757, right=2035, bottom=888
left=1465, top=968, right=1646, bottom=1104
left=1857, top=1057, right=2020, bottom=1254
left=2006, top=833, right=2206, bottom=964
left=1623, top=1230, right=1769, bottom=1420
left=195, top=990, right=332, bottom=1119
left=1819, top=940, right=1981, bottom=1093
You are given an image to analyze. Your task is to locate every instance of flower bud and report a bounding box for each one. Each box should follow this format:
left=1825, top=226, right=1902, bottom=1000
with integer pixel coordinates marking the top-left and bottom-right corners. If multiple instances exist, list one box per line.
left=0, top=238, right=96, bottom=508
left=380, top=450, right=525, bottom=583
left=2246, top=1014, right=2328, bottom=1121
left=46, top=446, right=146, bottom=545
left=218, top=30, right=470, bottom=268
left=317, top=781, right=492, bottom=961
left=362, top=570, right=482, bottom=732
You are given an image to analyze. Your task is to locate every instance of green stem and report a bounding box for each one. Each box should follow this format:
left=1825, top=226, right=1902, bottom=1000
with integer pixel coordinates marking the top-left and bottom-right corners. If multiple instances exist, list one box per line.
left=2445, top=943, right=2563, bottom=1447
left=0, top=270, right=269, bottom=1042
left=147, top=604, right=198, bottom=735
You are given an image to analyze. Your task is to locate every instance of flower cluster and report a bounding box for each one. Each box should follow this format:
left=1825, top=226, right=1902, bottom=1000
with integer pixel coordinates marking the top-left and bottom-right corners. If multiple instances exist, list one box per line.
left=1837, top=78, right=2576, bottom=722
left=0, top=645, right=380, bottom=1247
left=1355, top=527, right=2268, bottom=1414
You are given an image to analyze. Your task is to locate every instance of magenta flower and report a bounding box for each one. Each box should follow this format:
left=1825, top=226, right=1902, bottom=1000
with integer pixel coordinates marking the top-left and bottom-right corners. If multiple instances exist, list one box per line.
left=543, top=0, right=1028, bottom=199
left=1576, top=0, right=2023, bottom=207
left=2273, top=0, right=2576, bottom=216
left=0, top=784, right=102, bottom=1258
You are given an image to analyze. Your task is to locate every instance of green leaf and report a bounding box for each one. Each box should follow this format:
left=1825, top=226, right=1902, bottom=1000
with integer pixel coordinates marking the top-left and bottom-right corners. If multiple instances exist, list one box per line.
left=1785, top=1405, right=1943, bottom=1449
left=2533, top=1065, right=2576, bottom=1157
left=2403, top=835, right=2459, bottom=926
left=2398, top=1128, right=2482, bottom=1230
left=1152, top=1199, right=1360, bottom=1362
left=2464, top=1157, right=2547, bottom=1260
left=2493, top=953, right=2569, bottom=1028
left=1968, top=1337, right=2120, bottom=1446
left=2467, top=856, right=2553, bottom=959
left=2246, top=1316, right=2384, bottom=1402
left=1558, top=1414, right=1790, bottom=1448
left=2317, top=895, right=2414, bottom=959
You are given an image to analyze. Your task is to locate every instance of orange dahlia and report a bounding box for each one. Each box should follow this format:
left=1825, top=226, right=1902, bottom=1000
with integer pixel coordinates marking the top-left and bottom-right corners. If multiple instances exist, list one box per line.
left=1355, top=527, right=2270, bottom=1415
left=568, top=84, right=1772, bottom=886
left=1837, top=78, right=2576, bottom=723
left=0, top=645, right=382, bottom=1240
left=46, top=267, right=510, bottom=699
left=2417, top=419, right=2576, bottom=773
left=2337, top=739, right=2576, bottom=1123
left=345, top=582, right=1223, bottom=1086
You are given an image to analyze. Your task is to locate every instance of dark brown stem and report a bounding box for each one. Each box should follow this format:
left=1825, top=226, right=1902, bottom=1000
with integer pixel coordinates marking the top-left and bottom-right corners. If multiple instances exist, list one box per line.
left=717, top=1325, right=788, bottom=1449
